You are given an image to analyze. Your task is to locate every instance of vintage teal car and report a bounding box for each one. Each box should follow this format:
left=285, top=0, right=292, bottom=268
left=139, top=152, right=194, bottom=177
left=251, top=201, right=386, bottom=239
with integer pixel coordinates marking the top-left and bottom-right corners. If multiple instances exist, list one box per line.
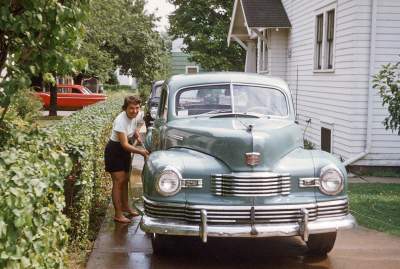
left=141, top=72, right=356, bottom=256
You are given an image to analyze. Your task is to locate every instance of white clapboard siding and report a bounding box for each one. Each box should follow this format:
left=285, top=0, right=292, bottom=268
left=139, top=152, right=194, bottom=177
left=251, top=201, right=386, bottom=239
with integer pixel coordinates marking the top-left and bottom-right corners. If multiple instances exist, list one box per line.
left=277, top=0, right=400, bottom=166
left=268, top=29, right=288, bottom=78
left=358, top=0, right=400, bottom=166
left=281, top=0, right=369, bottom=160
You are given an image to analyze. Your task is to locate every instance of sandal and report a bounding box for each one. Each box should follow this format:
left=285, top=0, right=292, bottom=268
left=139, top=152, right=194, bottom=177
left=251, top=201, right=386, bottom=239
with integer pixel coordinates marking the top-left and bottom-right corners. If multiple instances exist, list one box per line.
left=113, top=216, right=132, bottom=223
left=123, top=210, right=140, bottom=218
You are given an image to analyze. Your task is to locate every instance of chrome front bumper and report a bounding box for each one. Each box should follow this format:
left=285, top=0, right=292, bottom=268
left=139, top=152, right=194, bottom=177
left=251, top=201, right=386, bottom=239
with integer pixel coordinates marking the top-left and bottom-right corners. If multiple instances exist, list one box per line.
left=140, top=213, right=356, bottom=243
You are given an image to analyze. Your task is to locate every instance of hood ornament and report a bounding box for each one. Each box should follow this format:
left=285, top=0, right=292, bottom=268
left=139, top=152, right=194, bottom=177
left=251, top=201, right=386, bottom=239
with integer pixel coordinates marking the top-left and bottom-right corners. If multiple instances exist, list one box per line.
left=245, top=152, right=261, bottom=166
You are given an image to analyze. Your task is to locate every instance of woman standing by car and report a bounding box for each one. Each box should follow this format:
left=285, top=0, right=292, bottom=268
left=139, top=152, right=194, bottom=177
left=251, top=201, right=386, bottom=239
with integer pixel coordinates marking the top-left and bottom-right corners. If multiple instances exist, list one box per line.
left=104, top=96, right=149, bottom=223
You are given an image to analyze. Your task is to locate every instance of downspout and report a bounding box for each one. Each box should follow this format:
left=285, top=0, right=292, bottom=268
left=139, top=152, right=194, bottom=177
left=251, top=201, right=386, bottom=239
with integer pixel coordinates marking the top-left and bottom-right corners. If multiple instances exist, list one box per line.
left=343, top=0, right=377, bottom=166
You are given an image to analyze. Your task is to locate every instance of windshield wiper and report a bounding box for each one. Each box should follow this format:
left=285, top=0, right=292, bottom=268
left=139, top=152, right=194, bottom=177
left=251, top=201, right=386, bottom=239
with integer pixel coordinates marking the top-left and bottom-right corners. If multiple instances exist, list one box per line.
left=203, top=109, right=232, bottom=115
left=210, top=112, right=260, bottom=119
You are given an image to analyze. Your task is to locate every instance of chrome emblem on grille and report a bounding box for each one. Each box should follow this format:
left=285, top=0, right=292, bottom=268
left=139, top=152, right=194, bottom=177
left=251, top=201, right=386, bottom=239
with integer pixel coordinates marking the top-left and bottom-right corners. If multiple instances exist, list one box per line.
left=245, top=152, right=261, bottom=166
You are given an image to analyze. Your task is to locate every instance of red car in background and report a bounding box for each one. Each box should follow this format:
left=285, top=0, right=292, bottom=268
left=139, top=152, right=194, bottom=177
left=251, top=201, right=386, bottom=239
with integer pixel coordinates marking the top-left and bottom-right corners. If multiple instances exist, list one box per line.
left=35, top=85, right=107, bottom=110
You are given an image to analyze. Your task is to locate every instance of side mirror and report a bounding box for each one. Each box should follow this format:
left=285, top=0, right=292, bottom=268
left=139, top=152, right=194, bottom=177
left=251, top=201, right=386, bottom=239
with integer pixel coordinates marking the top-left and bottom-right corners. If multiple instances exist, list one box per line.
left=295, top=120, right=299, bottom=124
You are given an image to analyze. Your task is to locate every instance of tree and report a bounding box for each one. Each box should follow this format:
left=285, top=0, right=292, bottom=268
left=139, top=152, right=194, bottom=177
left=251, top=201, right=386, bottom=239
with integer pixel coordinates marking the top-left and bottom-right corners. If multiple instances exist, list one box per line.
left=373, top=59, right=400, bottom=135
left=168, top=0, right=245, bottom=71
left=77, top=0, right=167, bottom=85
left=0, top=0, right=88, bottom=119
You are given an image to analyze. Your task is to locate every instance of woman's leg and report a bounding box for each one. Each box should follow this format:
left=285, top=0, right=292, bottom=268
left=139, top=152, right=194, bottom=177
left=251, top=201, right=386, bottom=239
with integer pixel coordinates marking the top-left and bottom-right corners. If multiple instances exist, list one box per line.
left=121, top=171, right=138, bottom=216
left=111, top=171, right=131, bottom=223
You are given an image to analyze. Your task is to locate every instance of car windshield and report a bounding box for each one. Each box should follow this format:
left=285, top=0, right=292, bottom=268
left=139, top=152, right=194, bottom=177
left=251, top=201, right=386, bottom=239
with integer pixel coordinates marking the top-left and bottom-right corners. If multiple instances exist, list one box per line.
left=82, top=87, right=92, bottom=94
left=175, top=84, right=288, bottom=117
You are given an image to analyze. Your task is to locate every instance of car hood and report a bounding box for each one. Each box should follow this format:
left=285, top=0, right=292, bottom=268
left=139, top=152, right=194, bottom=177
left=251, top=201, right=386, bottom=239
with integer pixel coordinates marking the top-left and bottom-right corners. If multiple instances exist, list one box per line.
left=165, top=116, right=303, bottom=171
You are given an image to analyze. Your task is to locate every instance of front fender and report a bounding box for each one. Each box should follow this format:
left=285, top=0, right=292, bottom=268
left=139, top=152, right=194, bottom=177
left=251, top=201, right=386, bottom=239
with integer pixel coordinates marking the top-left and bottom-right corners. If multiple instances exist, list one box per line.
left=142, top=147, right=230, bottom=202
left=144, top=127, right=153, bottom=152
left=310, top=150, right=348, bottom=200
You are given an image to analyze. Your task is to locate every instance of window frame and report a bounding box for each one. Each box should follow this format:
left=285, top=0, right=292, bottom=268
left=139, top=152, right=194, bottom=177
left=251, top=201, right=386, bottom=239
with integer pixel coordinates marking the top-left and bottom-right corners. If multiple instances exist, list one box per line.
left=313, top=4, right=336, bottom=73
left=326, top=9, right=335, bottom=70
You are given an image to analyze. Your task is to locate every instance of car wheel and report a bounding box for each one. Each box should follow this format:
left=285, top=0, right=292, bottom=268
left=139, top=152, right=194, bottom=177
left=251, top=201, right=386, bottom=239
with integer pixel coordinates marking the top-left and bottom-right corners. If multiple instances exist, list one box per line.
left=306, top=232, right=337, bottom=256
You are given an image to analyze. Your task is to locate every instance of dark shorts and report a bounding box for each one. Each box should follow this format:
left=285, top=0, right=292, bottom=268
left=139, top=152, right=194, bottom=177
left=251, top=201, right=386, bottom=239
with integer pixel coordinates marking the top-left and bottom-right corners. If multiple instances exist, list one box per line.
left=104, top=140, right=131, bottom=173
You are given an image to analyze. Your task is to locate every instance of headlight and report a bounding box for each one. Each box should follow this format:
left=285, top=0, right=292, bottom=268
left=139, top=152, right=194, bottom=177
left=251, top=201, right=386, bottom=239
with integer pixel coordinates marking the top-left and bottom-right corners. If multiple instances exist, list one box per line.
left=150, top=107, right=158, bottom=119
left=156, top=166, right=182, bottom=196
left=319, top=165, right=344, bottom=195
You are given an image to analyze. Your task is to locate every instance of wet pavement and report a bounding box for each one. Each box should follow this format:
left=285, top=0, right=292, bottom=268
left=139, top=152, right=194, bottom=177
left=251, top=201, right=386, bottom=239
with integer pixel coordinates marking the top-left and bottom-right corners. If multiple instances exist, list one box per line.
left=86, top=154, right=400, bottom=269
left=86, top=212, right=400, bottom=269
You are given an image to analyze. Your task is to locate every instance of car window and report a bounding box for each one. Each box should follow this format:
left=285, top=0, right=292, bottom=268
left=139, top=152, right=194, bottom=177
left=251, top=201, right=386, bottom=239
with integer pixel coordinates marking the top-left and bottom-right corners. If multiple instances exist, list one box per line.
left=153, top=85, right=162, bottom=98
left=158, top=87, right=168, bottom=120
left=72, top=88, right=81, bottom=94
left=83, top=87, right=92, bottom=94
left=57, top=87, right=70, bottom=93
left=233, top=85, right=288, bottom=116
left=175, top=84, right=231, bottom=116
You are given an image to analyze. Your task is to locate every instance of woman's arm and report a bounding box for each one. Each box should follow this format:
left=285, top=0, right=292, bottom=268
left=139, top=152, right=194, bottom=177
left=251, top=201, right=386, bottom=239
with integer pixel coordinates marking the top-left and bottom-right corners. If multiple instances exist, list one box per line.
left=117, top=131, right=149, bottom=158
left=134, top=122, right=144, bottom=144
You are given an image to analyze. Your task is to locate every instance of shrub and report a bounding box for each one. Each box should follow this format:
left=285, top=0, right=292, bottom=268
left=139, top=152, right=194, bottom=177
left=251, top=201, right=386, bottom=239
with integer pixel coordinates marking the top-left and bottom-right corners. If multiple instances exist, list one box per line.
left=373, top=60, right=400, bottom=135
left=304, top=139, right=315, bottom=150
left=51, top=93, right=124, bottom=246
left=9, top=88, right=43, bottom=122
left=0, top=120, right=71, bottom=268
left=0, top=92, right=126, bottom=267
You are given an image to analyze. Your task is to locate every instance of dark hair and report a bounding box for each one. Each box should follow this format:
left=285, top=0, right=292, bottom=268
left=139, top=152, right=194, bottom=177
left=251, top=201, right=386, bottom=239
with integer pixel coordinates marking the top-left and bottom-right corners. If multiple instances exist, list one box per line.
left=122, top=95, right=141, bottom=110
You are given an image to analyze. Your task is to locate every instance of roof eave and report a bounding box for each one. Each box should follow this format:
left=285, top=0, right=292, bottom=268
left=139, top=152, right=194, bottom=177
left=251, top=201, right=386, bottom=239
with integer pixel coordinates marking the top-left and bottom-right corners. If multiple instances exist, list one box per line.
left=227, top=0, right=251, bottom=46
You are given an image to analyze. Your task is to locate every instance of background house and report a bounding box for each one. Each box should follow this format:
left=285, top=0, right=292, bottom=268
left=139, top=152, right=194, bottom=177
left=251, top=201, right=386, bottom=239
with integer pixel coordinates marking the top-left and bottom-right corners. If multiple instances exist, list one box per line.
left=228, top=0, right=400, bottom=167
left=115, top=67, right=138, bottom=89
left=171, top=38, right=203, bottom=75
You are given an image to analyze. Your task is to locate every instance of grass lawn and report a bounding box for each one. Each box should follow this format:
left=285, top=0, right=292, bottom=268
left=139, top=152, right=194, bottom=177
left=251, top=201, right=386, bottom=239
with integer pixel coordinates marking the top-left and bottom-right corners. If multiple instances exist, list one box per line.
left=348, top=183, right=400, bottom=236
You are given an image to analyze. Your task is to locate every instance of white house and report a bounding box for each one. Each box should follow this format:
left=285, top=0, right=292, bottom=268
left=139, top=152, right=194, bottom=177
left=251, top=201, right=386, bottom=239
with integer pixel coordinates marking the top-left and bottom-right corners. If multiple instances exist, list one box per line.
left=228, top=0, right=400, bottom=167
left=115, top=68, right=138, bottom=89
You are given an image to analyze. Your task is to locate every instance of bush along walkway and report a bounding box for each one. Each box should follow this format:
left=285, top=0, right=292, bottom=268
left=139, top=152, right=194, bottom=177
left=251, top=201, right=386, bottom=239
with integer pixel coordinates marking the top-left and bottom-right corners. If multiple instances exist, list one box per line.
left=0, top=92, right=126, bottom=268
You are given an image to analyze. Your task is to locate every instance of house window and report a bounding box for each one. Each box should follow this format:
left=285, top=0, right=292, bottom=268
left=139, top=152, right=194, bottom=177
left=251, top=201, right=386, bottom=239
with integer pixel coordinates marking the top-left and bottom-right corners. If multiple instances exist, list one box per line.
left=314, top=7, right=336, bottom=71
left=257, top=30, right=269, bottom=73
left=326, top=10, right=335, bottom=69
left=186, top=66, right=199, bottom=74
left=315, top=14, right=323, bottom=70
left=321, top=127, right=332, bottom=153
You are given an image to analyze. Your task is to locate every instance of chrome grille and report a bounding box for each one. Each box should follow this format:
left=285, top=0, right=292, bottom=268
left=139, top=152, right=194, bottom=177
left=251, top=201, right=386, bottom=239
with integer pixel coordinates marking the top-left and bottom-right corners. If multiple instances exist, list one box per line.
left=211, top=173, right=291, bottom=197
left=143, top=198, right=349, bottom=224
left=317, top=199, right=349, bottom=218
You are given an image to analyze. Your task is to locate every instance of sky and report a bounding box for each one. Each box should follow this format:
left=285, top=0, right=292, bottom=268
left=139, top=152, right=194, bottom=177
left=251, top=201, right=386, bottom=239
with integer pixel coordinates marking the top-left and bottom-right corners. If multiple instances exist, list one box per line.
left=145, top=0, right=176, bottom=32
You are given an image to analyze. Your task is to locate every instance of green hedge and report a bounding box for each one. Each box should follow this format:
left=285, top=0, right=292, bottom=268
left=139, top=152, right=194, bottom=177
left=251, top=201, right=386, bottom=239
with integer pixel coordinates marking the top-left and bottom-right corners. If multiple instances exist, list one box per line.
left=0, top=92, right=125, bottom=268
left=52, top=93, right=123, bottom=245
left=0, top=121, right=71, bottom=268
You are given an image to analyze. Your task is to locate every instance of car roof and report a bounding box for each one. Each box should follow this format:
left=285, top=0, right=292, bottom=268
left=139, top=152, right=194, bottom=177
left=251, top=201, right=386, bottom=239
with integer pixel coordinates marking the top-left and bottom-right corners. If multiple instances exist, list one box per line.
left=166, top=72, right=290, bottom=94
left=153, top=80, right=164, bottom=87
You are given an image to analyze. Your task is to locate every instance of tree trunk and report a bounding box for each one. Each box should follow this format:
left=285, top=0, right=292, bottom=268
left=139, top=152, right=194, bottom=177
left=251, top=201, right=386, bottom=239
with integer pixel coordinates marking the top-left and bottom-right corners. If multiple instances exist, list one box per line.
left=49, top=83, right=57, bottom=116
